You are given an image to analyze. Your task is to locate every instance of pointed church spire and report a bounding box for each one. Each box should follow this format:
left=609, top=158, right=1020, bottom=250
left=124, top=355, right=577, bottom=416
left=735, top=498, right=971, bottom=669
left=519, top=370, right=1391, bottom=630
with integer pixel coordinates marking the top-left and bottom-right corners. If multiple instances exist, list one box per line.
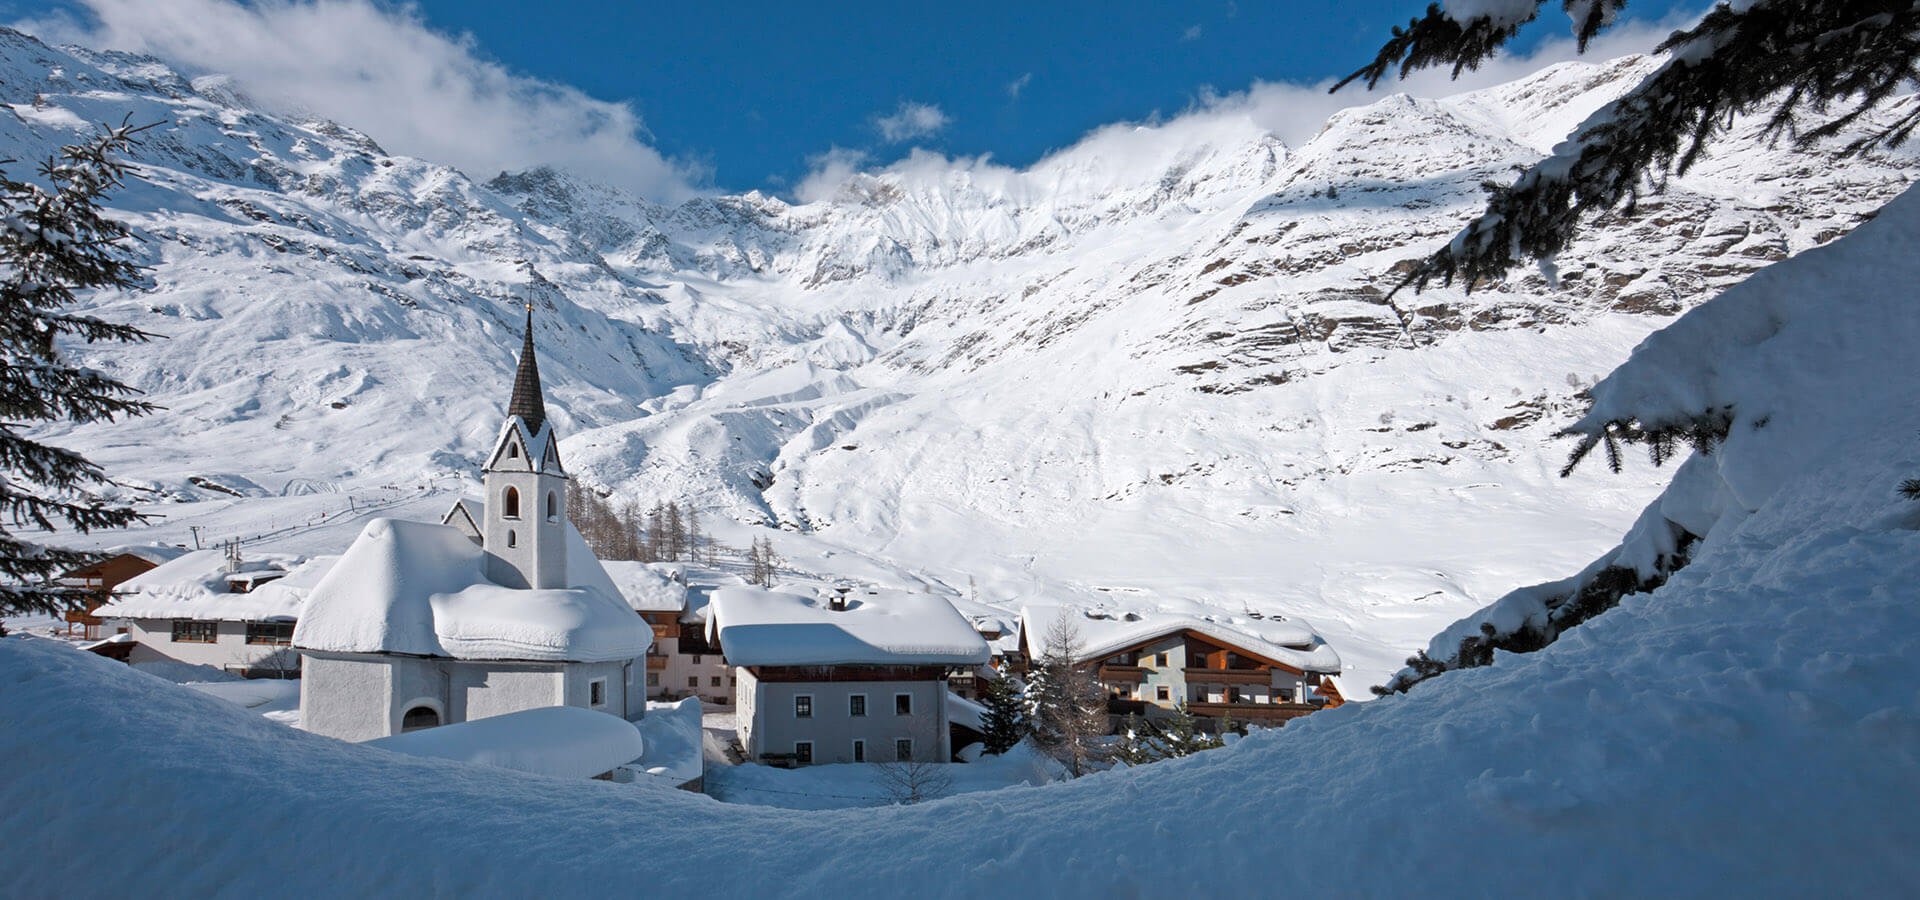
left=507, top=304, right=548, bottom=436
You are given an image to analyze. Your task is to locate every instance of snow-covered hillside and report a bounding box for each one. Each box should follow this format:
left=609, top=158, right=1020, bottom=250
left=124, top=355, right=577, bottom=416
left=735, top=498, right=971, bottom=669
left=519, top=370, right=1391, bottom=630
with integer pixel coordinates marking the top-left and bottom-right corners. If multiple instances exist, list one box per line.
left=6, top=181, right=1918, bottom=893
left=5, top=27, right=1916, bottom=686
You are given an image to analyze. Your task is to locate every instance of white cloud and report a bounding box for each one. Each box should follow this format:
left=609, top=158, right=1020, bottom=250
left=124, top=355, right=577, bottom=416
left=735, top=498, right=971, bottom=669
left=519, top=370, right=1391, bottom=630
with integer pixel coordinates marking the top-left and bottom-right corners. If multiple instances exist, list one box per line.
left=1182, top=24, right=1203, bottom=42
left=1007, top=73, right=1033, bottom=100
left=792, top=13, right=1697, bottom=204
left=25, top=0, right=702, bottom=202
left=793, top=147, right=870, bottom=203
left=873, top=101, right=950, bottom=143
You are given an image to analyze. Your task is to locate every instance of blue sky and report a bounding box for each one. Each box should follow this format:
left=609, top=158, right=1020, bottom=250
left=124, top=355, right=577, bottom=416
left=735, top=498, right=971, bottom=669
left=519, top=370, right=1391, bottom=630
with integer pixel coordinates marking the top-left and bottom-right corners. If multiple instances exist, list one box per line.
left=5, top=0, right=1707, bottom=199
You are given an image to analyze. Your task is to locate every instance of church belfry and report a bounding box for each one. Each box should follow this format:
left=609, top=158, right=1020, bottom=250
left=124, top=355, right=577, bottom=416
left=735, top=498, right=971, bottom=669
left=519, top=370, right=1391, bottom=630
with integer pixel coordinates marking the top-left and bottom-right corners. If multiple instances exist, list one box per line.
left=482, top=306, right=568, bottom=590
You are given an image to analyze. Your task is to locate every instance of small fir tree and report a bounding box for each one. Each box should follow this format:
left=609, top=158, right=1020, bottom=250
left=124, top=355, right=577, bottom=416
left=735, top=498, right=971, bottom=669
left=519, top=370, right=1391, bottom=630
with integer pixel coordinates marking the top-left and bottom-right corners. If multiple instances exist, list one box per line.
left=0, top=121, right=159, bottom=622
left=979, top=674, right=1026, bottom=755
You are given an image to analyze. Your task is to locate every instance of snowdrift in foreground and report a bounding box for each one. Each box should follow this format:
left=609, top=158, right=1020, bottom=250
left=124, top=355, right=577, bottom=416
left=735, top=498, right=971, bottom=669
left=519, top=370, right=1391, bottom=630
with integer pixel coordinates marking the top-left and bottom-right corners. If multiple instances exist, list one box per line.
left=9, top=196, right=1920, bottom=899
left=1399, top=180, right=1920, bottom=690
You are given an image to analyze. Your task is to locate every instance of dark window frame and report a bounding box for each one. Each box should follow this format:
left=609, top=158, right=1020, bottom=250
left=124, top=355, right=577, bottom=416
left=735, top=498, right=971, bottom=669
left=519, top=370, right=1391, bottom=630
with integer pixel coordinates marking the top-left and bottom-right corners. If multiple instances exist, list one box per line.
left=244, top=620, right=294, bottom=646
left=894, top=693, right=913, bottom=716
left=794, top=741, right=813, bottom=765
left=171, top=620, right=217, bottom=643
left=849, top=694, right=867, bottom=717
left=795, top=694, right=813, bottom=718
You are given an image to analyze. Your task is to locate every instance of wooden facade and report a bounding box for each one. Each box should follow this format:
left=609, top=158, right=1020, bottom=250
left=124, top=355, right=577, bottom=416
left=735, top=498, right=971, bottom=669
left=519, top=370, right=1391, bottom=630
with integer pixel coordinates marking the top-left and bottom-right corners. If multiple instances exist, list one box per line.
left=57, top=553, right=163, bottom=639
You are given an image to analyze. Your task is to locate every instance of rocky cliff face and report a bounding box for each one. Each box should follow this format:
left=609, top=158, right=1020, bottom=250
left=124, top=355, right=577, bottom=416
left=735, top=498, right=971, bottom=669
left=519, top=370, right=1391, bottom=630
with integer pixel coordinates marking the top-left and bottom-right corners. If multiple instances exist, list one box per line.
left=5, top=27, right=1913, bottom=684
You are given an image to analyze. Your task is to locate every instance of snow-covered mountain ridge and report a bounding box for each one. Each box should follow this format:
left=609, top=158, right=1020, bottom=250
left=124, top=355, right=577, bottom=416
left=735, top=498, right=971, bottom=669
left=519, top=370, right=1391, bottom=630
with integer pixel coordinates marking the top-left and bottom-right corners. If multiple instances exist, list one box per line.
left=5, top=27, right=1914, bottom=686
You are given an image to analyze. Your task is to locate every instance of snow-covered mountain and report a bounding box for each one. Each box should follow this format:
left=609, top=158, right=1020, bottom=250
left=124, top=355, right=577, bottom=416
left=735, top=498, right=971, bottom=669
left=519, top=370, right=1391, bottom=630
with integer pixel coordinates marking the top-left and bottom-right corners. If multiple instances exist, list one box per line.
left=5, top=27, right=1914, bottom=687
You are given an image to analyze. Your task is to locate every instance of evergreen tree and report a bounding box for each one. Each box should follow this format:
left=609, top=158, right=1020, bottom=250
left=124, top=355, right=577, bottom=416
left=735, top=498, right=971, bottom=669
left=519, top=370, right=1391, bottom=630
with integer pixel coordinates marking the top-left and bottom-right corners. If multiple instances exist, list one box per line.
left=1340, top=1, right=1920, bottom=299
left=979, top=674, right=1026, bottom=755
left=0, top=121, right=158, bottom=622
left=1114, top=713, right=1154, bottom=766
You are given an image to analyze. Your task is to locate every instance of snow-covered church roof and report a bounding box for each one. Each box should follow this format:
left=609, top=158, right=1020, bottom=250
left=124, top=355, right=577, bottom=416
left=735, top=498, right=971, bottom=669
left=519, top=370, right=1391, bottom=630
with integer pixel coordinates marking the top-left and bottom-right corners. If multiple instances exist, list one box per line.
left=293, top=517, right=649, bottom=664
left=599, top=561, right=687, bottom=613
left=709, top=586, right=990, bottom=667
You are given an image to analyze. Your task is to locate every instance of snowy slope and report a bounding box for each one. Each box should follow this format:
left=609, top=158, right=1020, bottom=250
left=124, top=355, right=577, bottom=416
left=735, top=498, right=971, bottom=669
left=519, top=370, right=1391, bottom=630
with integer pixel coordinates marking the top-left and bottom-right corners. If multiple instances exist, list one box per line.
left=6, top=27, right=1917, bottom=686
left=5, top=184, right=1919, bottom=890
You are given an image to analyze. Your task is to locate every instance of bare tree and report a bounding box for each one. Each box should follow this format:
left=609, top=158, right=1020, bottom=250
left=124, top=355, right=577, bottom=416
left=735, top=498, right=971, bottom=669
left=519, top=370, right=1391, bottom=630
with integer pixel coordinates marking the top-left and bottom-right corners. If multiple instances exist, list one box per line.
left=1026, top=613, right=1110, bottom=777
left=746, top=536, right=781, bottom=588
left=874, top=720, right=953, bottom=805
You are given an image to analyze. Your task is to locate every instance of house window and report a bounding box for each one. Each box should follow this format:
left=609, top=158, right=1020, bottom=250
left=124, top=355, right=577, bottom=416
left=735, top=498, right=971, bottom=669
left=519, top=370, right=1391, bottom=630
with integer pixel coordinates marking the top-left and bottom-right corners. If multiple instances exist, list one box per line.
left=687, top=677, right=699, bottom=688
left=507, top=530, right=517, bottom=548
left=1154, top=652, right=1168, bottom=667
left=503, top=486, right=520, bottom=519
left=794, top=742, right=813, bottom=765
left=691, top=654, right=702, bottom=665
left=171, top=620, right=217, bottom=643
left=852, top=739, right=866, bottom=763
left=589, top=678, right=607, bottom=708
left=710, top=676, right=721, bottom=687
left=795, top=695, right=813, bottom=718
left=894, top=693, right=912, bottom=716
left=647, top=673, right=659, bottom=687
left=849, top=694, right=867, bottom=717
left=244, top=621, right=294, bottom=645
left=1227, top=687, right=1242, bottom=704
left=401, top=705, right=440, bottom=732
left=507, top=442, right=519, bottom=459
left=894, top=739, right=913, bottom=761
left=1157, top=685, right=1171, bottom=702
left=546, top=491, right=558, bottom=521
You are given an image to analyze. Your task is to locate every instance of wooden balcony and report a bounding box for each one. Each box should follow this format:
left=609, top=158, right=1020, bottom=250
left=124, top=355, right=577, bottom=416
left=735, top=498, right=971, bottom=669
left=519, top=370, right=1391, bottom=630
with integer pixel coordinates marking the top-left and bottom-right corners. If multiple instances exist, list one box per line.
left=1183, top=667, right=1270, bottom=685
left=646, top=654, right=670, bottom=671
left=649, top=623, right=677, bottom=640
left=1097, top=664, right=1148, bottom=684
left=1185, top=701, right=1319, bottom=723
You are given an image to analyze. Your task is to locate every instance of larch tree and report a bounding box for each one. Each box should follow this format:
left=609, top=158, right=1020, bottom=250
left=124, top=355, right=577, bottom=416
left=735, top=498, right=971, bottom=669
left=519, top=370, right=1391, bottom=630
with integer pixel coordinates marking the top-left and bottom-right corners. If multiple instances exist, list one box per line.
left=1344, top=0, right=1920, bottom=692
left=0, top=122, right=157, bottom=629
left=1025, top=614, right=1110, bottom=776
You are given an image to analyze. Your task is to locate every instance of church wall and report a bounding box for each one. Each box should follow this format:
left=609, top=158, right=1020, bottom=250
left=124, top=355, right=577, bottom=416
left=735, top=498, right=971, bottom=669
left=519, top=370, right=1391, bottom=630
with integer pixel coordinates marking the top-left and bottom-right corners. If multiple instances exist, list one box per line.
left=299, top=653, right=394, bottom=742
left=387, top=657, right=450, bottom=732
left=450, top=663, right=564, bottom=723
left=562, top=660, right=634, bottom=719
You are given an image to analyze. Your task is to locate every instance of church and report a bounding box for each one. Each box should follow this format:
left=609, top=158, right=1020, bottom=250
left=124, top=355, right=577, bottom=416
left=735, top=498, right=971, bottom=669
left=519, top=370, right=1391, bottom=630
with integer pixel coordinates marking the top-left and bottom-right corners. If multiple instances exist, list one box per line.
left=294, top=310, right=651, bottom=742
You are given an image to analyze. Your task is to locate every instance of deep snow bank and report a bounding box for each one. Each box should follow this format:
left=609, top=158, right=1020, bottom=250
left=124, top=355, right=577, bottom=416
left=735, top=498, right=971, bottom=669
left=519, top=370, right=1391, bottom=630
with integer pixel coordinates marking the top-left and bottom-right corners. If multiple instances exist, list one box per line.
left=1394, top=181, right=1920, bottom=692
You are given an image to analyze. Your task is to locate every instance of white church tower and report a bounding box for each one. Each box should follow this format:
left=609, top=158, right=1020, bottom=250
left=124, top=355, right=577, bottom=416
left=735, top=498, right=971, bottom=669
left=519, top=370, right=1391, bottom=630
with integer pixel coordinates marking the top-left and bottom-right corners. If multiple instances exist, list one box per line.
left=480, top=306, right=568, bottom=589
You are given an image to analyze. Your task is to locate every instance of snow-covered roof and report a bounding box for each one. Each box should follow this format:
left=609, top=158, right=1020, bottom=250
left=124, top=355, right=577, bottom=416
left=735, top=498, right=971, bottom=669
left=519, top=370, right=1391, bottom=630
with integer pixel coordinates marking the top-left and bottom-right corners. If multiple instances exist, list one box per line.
left=103, top=544, right=193, bottom=567
left=630, top=698, right=703, bottom=786
left=1018, top=604, right=1341, bottom=674
left=367, top=706, right=644, bottom=779
left=294, top=517, right=649, bottom=664
left=600, top=561, right=687, bottom=613
left=709, top=586, right=991, bottom=668
left=97, top=551, right=336, bottom=622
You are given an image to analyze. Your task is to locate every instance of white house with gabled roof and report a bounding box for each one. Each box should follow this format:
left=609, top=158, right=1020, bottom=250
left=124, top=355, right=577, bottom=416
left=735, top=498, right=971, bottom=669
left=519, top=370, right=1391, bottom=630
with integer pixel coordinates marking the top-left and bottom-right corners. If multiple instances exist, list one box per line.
left=709, top=585, right=990, bottom=765
left=294, top=310, right=651, bottom=743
